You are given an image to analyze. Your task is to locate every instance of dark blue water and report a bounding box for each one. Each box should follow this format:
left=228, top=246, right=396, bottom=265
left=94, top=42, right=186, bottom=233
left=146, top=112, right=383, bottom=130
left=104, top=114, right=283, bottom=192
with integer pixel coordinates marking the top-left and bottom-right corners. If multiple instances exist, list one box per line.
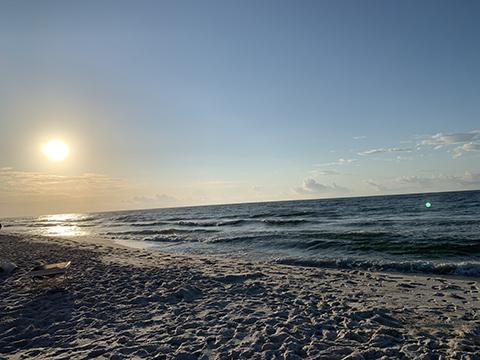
left=3, top=190, right=480, bottom=276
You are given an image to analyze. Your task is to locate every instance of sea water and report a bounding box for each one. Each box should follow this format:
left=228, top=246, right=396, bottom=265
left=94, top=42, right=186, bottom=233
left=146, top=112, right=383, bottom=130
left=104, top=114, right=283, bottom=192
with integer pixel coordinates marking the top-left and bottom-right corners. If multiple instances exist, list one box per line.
left=3, top=190, right=480, bottom=277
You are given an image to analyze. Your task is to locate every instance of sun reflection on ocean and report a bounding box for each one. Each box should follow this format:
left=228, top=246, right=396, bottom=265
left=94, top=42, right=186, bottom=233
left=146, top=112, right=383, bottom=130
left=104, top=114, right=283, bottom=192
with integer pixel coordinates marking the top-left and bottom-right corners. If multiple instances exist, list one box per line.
left=36, top=214, right=87, bottom=237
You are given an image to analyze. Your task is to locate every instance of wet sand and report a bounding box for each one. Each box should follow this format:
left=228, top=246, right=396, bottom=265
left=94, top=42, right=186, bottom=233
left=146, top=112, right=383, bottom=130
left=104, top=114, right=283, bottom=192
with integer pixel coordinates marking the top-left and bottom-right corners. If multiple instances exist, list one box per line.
left=1, top=233, right=479, bottom=359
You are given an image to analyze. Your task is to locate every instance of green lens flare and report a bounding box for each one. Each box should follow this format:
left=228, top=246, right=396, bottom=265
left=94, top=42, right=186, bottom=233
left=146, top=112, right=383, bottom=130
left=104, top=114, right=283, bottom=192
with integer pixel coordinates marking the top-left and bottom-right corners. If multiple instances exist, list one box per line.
left=425, top=202, right=431, bottom=208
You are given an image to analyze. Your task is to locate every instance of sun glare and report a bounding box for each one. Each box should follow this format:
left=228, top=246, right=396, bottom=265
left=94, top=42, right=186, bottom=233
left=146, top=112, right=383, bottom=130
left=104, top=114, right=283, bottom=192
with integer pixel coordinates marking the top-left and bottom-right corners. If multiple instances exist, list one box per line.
left=44, top=140, right=69, bottom=161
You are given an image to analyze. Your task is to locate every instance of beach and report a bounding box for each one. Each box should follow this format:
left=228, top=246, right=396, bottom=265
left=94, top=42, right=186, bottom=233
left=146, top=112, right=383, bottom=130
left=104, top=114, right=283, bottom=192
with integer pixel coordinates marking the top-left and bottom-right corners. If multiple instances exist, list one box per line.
left=1, top=233, right=479, bottom=360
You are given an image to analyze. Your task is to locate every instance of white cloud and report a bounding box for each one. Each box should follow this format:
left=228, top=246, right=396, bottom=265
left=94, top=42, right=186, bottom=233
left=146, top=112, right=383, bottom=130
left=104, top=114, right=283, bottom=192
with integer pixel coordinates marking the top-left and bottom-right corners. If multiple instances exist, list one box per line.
left=440, top=171, right=480, bottom=186
left=392, top=176, right=434, bottom=188
left=292, top=178, right=349, bottom=195
left=315, top=158, right=357, bottom=166
left=338, top=158, right=357, bottom=164
left=353, top=136, right=366, bottom=139
left=131, top=193, right=181, bottom=206
left=421, top=130, right=480, bottom=147
left=420, top=130, right=480, bottom=158
left=363, top=172, right=480, bottom=192
left=452, top=142, right=480, bottom=158
left=358, top=148, right=413, bottom=156
left=363, top=179, right=387, bottom=192
left=311, top=170, right=342, bottom=176
left=396, top=156, right=412, bottom=162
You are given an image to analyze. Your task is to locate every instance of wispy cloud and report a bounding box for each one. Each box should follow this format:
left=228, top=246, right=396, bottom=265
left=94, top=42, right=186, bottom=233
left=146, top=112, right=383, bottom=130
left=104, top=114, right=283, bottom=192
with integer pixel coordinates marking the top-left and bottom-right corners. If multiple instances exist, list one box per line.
left=363, top=171, right=480, bottom=192
left=358, top=148, right=413, bottom=156
left=421, top=130, right=480, bottom=147
left=338, top=158, right=357, bottom=164
left=129, top=193, right=182, bottom=206
left=311, top=170, right=342, bottom=176
left=0, top=168, right=131, bottom=216
left=420, top=130, right=480, bottom=158
left=452, top=142, right=480, bottom=159
left=392, top=172, right=480, bottom=188
left=315, top=158, right=357, bottom=166
left=0, top=169, right=128, bottom=196
left=353, top=136, right=366, bottom=139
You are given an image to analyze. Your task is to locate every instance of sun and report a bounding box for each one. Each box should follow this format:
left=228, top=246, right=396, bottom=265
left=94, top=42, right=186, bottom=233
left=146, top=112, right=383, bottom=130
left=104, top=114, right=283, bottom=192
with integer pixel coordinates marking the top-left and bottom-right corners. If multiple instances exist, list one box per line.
left=43, top=140, right=69, bottom=161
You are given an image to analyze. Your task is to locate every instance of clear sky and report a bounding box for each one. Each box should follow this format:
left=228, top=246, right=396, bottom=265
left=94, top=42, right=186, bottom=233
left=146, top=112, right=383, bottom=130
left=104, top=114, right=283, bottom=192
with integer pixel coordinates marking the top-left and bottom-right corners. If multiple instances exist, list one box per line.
left=1, top=0, right=479, bottom=217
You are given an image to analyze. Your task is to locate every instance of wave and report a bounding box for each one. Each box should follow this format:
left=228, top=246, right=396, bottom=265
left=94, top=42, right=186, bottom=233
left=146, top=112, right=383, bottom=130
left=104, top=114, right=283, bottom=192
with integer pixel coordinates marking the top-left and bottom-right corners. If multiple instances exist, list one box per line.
left=250, top=213, right=276, bottom=219
left=113, top=215, right=142, bottom=223
left=177, top=219, right=245, bottom=227
left=141, top=235, right=196, bottom=243
left=295, top=232, right=480, bottom=256
left=279, top=211, right=316, bottom=217
left=130, top=222, right=168, bottom=227
left=274, top=258, right=480, bottom=277
left=103, top=228, right=219, bottom=237
left=204, top=234, right=272, bottom=244
left=262, top=219, right=306, bottom=225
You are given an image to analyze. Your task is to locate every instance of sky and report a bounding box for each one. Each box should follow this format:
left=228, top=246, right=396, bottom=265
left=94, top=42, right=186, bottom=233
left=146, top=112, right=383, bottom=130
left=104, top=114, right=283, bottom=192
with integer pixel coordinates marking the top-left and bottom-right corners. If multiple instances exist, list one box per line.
left=1, top=0, right=479, bottom=217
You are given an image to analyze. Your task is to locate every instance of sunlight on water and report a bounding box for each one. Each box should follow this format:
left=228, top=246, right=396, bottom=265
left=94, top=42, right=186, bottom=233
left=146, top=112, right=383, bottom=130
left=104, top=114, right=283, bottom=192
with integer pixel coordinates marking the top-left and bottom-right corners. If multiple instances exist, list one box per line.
left=37, top=214, right=86, bottom=236
left=39, top=214, right=77, bottom=222
left=4, top=190, right=480, bottom=277
left=43, top=225, right=85, bottom=236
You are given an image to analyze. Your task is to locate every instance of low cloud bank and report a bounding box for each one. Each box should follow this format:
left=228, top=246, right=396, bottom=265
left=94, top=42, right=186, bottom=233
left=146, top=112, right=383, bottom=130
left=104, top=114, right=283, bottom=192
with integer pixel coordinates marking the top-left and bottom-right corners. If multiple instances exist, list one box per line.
left=292, top=178, right=349, bottom=196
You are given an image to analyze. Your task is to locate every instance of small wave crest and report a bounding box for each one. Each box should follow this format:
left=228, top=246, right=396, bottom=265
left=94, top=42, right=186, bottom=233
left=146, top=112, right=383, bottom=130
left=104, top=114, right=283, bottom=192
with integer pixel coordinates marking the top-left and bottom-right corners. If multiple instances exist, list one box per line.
left=274, top=258, right=480, bottom=277
left=177, top=219, right=245, bottom=227
left=130, top=222, right=167, bottom=227
left=104, top=228, right=218, bottom=237
left=262, top=219, right=306, bottom=226
left=279, top=211, right=316, bottom=217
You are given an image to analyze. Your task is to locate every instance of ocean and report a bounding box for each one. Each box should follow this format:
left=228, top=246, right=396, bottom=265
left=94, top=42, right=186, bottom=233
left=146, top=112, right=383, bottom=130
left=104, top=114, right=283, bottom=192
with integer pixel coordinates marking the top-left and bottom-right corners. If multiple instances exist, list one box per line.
left=3, top=190, right=480, bottom=277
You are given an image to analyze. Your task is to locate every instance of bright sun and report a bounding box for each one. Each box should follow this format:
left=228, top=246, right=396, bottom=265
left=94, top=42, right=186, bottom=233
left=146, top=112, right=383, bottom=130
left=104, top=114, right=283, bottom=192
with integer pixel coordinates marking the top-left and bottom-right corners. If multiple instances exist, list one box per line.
left=44, top=140, right=69, bottom=161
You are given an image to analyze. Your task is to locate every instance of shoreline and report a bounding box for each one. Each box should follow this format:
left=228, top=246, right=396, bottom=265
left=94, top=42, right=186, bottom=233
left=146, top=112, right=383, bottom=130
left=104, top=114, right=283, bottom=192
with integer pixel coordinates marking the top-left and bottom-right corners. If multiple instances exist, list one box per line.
left=1, top=233, right=480, bottom=359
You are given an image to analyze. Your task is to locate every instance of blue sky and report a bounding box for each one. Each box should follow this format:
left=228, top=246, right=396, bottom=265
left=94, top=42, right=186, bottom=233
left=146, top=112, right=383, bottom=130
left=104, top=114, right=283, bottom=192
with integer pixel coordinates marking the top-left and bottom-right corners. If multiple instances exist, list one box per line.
left=1, top=1, right=479, bottom=217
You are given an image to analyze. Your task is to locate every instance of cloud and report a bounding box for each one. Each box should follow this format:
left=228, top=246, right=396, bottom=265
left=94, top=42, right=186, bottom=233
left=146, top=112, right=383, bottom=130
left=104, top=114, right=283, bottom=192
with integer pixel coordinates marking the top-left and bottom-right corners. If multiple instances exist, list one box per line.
left=0, top=168, right=128, bottom=195
left=353, top=136, right=366, bottom=139
left=420, top=130, right=480, bottom=158
left=338, top=158, right=357, bottom=164
left=0, top=168, right=132, bottom=216
left=363, top=179, right=388, bottom=192
left=435, top=171, right=480, bottom=186
left=291, top=178, right=349, bottom=195
left=358, top=148, right=413, bottom=156
left=395, top=156, right=412, bottom=162
left=452, top=142, right=480, bottom=158
left=315, top=158, right=357, bottom=166
left=130, top=193, right=181, bottom=206
left=393, top=172, right=480, bottom=188
left=421, top=130, right=480, bottom=147
left=311, top=170, right=342, bottom=176
left=364, top=172, right=480, bottom=192
left=392, top=176, right=434, bottom=188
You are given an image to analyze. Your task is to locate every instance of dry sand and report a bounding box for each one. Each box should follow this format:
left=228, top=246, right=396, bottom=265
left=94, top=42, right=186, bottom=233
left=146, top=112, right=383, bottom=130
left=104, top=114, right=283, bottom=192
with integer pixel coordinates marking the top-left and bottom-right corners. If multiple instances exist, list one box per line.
left=1, top=233, right=479, bottom=360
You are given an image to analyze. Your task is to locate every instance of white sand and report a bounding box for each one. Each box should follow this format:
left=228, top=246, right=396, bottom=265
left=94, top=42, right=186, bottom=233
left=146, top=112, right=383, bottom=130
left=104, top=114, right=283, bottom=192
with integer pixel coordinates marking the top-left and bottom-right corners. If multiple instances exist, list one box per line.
left=1, top=233, right=479, bottom=360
